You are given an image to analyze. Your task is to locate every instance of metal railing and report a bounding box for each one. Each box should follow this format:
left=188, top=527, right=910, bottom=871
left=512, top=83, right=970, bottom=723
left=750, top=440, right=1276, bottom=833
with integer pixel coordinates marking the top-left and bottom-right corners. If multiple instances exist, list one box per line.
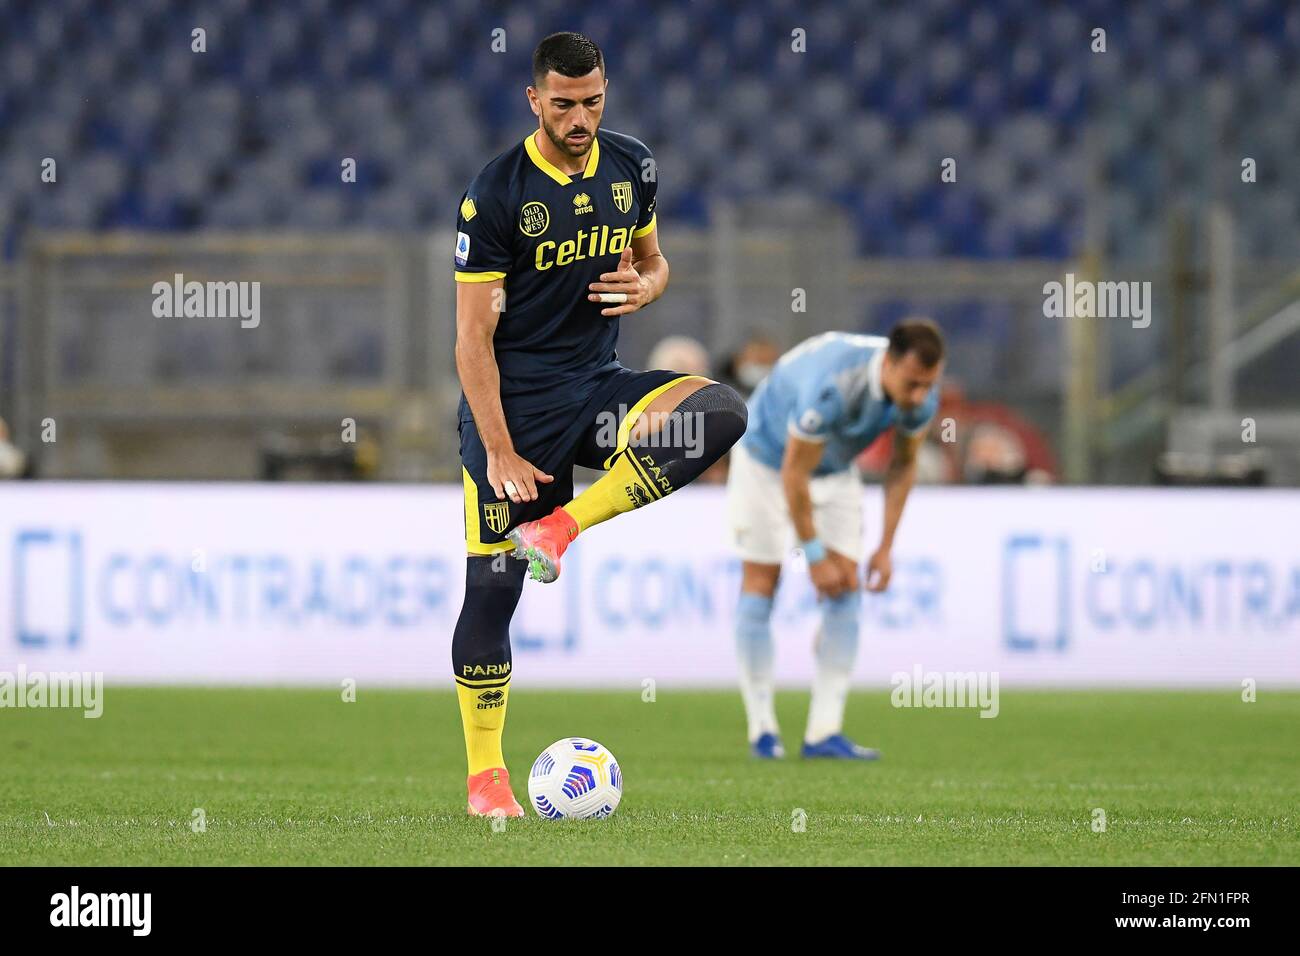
left=7, top=220, right=1078, bottom=481
left=20, top=212, right=1294, bottom=485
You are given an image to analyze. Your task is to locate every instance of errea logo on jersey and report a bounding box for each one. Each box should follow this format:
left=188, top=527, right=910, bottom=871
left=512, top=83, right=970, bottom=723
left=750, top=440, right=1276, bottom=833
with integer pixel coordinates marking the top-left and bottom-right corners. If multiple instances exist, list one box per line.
left=572, top=192, right=594, bottom=215
left=455, top=232, right=471, bottom=266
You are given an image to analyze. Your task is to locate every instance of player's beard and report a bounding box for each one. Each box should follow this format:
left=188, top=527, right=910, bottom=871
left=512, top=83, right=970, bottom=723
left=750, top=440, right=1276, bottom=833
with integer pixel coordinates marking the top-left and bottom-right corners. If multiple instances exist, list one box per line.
left=543, top=117, right=597, bottom=158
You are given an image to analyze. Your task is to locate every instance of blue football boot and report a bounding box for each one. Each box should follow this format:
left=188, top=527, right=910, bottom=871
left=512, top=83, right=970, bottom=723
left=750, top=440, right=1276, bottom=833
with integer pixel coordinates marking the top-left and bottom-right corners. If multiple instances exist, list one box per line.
left=800, top=734, right=881, bottom=760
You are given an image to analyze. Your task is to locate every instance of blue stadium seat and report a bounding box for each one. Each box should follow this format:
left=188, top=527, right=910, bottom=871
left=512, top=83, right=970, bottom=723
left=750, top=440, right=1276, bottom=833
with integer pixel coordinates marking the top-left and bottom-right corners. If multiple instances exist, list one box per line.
left=0, top=0, right=1294, bottom=275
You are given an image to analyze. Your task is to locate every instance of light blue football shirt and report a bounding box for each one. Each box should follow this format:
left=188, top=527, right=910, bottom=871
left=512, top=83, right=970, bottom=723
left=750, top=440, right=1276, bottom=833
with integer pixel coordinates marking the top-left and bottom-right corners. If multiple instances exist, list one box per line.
left=740, top=331, right=939, bottom=476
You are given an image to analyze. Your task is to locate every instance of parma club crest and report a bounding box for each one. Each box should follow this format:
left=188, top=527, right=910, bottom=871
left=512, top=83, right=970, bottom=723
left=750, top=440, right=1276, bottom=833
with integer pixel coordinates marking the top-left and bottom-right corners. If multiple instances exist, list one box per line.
left=611, top=181, right=633, bottom=215
left=483, top=500, right=510, bottom=534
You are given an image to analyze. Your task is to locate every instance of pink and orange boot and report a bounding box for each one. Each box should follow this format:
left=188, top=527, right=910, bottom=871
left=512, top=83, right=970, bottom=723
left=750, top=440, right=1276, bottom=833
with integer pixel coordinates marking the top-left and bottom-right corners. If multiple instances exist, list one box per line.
left=506, top=506, right=579, bottom=583
left=466, top=767, right=525, bottom=818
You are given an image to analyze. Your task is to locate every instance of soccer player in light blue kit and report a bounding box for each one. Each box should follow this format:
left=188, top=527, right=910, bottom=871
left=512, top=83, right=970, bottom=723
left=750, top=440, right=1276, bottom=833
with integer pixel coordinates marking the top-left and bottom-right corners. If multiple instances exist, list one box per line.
left=726, top=320, right=944, bottom=758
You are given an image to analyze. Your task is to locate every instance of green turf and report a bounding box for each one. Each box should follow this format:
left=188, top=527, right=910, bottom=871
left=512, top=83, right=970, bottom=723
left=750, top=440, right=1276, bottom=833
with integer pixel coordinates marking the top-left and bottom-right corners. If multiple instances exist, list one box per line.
left=1, top=687, right=1297, bottom=865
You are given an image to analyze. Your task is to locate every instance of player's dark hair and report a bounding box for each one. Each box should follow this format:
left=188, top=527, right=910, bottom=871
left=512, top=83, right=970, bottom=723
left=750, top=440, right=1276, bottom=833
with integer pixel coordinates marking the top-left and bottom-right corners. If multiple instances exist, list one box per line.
left=532, top=32, right=604, bottom=87
left=888, top=318, right=945, bottom=368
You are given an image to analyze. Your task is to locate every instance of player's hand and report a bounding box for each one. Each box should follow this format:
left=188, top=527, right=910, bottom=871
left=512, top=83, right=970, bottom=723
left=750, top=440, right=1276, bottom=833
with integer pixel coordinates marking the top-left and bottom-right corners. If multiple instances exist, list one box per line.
left=865, top=547, right=892, bottom=593
left=487, top=449, right=553, bottom=504
left=809, top=557, right=850, bottom=599
left=588, top=246, right=649, bottom=316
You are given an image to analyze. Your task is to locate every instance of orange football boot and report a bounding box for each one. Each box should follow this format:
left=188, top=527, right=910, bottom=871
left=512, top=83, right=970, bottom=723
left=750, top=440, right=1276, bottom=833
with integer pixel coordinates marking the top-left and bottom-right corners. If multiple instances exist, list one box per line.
left=466, top=767, right=525, bottom=817
left=506, top=506, right=578, bottom=583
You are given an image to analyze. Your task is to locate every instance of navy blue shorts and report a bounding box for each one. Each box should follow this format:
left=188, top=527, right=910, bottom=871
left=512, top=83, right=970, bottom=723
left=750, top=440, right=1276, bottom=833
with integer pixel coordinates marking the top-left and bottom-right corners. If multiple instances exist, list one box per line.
left=459, top=366, right=707, bottom=554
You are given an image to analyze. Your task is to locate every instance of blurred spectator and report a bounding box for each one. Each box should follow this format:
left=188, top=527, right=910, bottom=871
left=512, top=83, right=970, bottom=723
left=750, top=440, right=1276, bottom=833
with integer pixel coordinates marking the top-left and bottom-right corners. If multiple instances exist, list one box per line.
left=721, top=334, right=782, bottom=397
left=648, top=335, right=711, bottom=376
left=857, top=382, right=1058, bottom=484
left=964, top=423, right=1033, bottom=484
left=954, top=389, right=1058, bottom=484
left=0, top=416, right=28, bottom=478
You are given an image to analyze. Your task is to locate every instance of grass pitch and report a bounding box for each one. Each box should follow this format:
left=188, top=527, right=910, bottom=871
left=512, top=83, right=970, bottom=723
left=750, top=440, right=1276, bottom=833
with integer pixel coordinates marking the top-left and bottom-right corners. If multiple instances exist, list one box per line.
left=2, top=687, right=1296, bottom=866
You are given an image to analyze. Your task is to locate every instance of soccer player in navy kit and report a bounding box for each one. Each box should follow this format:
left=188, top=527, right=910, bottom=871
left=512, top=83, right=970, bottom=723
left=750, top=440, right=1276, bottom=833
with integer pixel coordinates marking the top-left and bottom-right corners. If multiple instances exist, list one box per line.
left=452, top=33, right=748, bottom=816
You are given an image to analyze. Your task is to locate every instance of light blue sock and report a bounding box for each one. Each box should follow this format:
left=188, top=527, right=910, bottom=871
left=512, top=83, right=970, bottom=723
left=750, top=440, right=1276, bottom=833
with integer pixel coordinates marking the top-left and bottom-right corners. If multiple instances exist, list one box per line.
left=806, top=591, right=861, bottom=743
left=735, top=592, right=778, bottom=741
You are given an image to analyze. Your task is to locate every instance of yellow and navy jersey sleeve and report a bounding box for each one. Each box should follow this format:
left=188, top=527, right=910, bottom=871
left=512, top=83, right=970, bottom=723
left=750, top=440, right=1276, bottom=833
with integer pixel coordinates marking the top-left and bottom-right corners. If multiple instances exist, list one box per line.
left=632, top=149, right=658, bottom=239
left=454, top=185, right=512, bottom=283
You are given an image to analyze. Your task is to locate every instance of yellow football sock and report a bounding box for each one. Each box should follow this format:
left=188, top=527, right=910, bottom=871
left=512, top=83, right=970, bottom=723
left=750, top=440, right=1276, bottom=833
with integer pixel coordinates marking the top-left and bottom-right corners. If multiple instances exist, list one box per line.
left=563, top=448, right=664, bottom=533
left=456, top=679, right=510, bottom=775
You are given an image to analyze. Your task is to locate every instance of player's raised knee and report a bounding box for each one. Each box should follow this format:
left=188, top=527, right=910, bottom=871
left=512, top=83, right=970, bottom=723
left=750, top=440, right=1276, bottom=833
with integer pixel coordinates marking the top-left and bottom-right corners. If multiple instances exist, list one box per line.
left=678, top=381, right=748, bottom=451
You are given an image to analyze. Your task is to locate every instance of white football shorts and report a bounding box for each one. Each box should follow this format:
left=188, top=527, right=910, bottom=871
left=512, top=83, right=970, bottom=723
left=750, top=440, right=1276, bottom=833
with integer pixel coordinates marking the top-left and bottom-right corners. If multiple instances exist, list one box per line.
left=725, top=441, right=865, bottom=564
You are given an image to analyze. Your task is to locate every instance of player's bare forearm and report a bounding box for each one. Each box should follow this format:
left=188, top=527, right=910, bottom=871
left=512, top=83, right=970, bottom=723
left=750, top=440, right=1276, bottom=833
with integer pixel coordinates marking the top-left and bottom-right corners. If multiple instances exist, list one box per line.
left=454, top=281, right=513, bottom=455
left=455, top=339, right=512, bottom=454
left=879, top=433, right=922, bottom=550
left=782, top=478, right=817, bottom=543
left=631, top=250, right=669, bottom=308
left=783, top=431, right=851, bottom=595
left=781, top=434, right=824, bottom=543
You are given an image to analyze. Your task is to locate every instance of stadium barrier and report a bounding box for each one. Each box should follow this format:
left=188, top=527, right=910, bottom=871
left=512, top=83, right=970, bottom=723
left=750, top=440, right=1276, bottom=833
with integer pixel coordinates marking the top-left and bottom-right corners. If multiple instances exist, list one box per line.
left=6, top=229, right=1070, bottom=481
left=1, top=483, right=1296, bottom=687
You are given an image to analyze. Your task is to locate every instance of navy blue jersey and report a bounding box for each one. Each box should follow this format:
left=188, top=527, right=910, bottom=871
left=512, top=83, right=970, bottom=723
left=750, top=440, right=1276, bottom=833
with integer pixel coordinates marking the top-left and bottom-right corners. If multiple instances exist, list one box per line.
left=454, top=129, right=658, bottom=418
